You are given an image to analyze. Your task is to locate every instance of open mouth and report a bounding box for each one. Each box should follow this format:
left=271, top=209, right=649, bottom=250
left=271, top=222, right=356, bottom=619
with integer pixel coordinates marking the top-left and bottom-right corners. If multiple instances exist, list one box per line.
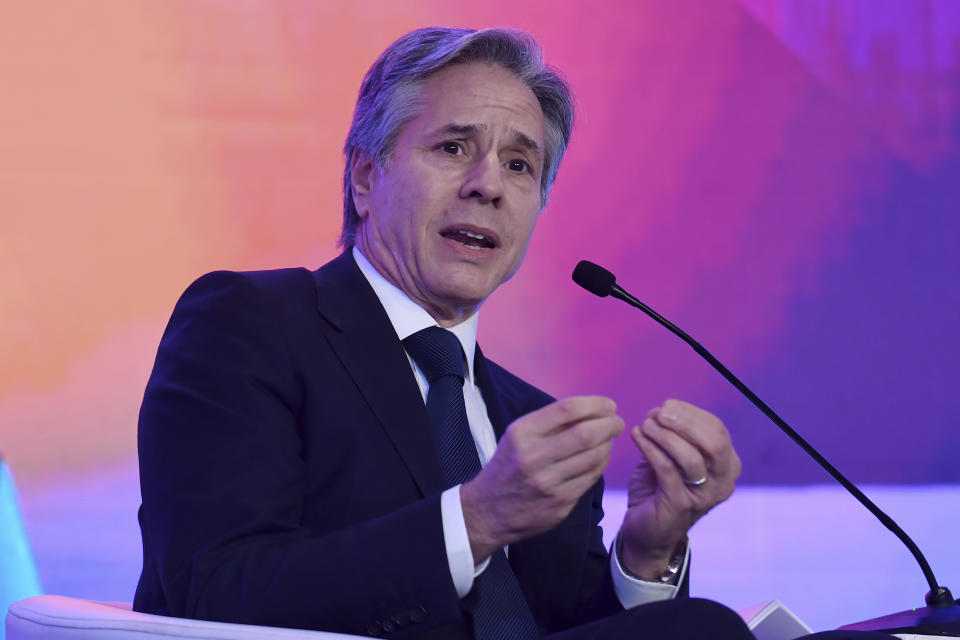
left=441, top=228, right=497, bottom=250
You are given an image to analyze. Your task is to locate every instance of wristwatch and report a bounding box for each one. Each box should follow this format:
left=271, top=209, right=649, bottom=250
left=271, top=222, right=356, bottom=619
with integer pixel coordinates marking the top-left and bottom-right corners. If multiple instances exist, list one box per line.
left=615, top=533, right=688, bottom=585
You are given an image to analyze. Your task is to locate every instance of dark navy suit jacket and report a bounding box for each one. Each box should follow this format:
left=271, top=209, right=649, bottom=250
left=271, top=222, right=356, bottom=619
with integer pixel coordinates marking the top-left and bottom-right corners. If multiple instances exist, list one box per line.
left=133, top=252, right=633, bottom=638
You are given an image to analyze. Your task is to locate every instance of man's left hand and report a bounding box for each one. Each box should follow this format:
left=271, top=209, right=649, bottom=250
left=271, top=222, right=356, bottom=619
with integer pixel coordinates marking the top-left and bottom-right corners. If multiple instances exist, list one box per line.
left=619, top=399, right=741, bottom=580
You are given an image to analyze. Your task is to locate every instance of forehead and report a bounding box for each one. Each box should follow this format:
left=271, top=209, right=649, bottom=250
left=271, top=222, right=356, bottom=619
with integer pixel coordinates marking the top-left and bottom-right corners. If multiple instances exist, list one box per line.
left=409, top=62, right=546, bottom=150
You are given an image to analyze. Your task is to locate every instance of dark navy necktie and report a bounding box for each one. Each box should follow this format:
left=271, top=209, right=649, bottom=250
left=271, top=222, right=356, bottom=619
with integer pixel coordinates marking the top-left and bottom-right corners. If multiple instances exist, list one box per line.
left=403, top=327, right=540, bottom=640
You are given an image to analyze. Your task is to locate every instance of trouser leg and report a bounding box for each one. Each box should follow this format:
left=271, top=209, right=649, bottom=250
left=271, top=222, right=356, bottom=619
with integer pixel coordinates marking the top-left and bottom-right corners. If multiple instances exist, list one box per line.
left=797, top=632, right=899, bottom=639
left=546, top=597, right=755, bottom=640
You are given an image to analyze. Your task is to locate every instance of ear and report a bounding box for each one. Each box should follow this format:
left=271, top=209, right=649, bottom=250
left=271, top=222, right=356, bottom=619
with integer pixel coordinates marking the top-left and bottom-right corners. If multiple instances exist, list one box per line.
left=350, top=148, right=377, bottom=219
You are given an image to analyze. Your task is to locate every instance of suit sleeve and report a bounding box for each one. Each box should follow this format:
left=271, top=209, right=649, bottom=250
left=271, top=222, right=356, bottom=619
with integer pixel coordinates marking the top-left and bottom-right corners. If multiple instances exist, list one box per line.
left=134, top=271, right=466, bottom=639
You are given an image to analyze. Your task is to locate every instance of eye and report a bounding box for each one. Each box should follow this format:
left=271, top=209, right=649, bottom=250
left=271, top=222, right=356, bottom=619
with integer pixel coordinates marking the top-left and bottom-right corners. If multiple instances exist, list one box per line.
left=507, top=158, right=530, bottom=173
left=439, top=141, right=463, bottom=155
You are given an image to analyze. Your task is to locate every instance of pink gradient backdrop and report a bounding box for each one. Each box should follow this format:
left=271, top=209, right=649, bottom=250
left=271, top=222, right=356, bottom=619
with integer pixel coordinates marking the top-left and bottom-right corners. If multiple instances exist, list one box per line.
left=2, top=0, right=959, bottom=496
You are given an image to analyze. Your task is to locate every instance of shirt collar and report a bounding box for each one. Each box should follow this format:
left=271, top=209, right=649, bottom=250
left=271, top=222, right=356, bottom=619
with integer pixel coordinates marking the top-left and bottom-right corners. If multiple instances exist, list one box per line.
left=353, top=247, right=479, bottom=383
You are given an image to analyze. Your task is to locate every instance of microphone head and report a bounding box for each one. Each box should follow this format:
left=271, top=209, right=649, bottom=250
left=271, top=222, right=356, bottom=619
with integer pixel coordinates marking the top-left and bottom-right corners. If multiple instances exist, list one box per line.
left=572, top=260, right=616, bottom=297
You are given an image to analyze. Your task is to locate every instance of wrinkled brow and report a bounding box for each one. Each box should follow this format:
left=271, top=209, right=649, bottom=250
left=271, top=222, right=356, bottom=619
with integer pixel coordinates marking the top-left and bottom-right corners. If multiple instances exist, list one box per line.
left=509, top=129, right=542, bottom=156
left=432, top=123, right=542, bottom=156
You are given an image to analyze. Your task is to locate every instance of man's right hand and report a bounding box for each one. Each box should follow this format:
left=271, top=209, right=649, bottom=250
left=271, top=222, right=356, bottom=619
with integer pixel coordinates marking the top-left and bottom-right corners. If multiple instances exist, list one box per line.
left=460, top=396, right=624, bottom=564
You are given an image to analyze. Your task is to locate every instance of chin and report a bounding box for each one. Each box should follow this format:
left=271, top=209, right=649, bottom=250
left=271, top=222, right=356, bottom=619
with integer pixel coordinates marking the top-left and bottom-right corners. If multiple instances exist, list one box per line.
left=438, top=288, right=490, bottom=310
left=431, top=282, right=496, bottom=313
left=430, top=267, right=501, bottom=300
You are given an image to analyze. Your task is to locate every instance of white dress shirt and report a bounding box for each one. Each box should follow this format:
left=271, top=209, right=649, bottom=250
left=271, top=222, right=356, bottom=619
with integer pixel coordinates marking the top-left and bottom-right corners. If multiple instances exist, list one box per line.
left=352, top=248, right=685, bottom=608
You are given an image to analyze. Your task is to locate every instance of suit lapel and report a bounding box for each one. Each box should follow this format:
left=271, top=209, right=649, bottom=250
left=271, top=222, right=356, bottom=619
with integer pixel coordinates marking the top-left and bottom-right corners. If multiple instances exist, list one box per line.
left=310, top=252, right=446, bottom=497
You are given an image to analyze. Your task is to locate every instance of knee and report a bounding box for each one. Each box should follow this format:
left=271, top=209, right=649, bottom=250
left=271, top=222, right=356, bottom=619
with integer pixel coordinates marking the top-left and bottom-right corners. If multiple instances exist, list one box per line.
left=674, top=598, right=752, bottom=639
left=576, top=597, right=752, bottom=639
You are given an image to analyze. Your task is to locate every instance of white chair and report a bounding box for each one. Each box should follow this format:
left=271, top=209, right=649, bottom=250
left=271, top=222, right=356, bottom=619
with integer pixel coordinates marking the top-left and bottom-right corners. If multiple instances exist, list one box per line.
left=6, top=596, right=373, bottom=640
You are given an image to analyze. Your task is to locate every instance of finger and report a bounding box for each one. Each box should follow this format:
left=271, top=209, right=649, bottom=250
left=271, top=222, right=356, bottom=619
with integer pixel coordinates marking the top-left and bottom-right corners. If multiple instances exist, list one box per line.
left=641, top=418, right=708, bottom=485
left=546, top=437, right=613, bottom=485
left=654, top=399, right=732, bottom=469
left=630, top=425, right=688, bottom=496
left=546, top=415, right=625, bottom=463
left=552, top=449, right=610, bottom=504
left=525, top=396, right=618, bottom=436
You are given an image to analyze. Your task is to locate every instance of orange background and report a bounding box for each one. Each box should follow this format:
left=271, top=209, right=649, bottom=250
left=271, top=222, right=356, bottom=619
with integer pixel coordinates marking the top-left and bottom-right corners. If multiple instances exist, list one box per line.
left=2, top=0, right=959, bottom=490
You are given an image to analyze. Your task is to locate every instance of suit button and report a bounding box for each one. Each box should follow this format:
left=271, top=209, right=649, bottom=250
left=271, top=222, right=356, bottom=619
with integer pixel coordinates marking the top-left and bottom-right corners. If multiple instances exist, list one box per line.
left=382, top=619, right=397, bottom=633
left=391, top=610, right=410, bottom=627
left=366, top=621, right=383, bottom=637
left=409, top=605, right=426, bottom=623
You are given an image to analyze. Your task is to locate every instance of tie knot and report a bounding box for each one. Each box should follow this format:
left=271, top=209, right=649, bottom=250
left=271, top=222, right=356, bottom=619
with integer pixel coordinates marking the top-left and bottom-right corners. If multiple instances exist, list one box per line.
left=403, top=327, right=465, bottom=383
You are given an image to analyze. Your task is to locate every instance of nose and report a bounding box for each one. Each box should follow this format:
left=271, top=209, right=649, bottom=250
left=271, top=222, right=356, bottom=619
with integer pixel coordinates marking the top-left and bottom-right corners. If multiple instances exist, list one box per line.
left=459, top=152, right=504, bottom=207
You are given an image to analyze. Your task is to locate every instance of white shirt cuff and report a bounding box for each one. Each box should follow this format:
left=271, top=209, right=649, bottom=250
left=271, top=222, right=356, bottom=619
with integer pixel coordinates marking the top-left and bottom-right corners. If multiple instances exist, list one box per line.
left=441, top=485, right=491, bottom=598
left=610, top=534, right=690, bottom=608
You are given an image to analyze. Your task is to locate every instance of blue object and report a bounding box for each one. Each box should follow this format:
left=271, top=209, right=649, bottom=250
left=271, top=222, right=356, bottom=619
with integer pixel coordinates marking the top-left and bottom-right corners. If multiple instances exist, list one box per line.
left=0, top=458, right=42, bottom=640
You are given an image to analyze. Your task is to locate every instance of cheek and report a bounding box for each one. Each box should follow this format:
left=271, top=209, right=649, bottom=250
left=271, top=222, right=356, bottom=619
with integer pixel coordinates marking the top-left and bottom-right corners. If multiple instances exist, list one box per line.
left=390, top=176, right=433, bottom=224
left=372, top=181, right=418, bottom=244
left=515, top=211, right=541, bottom=248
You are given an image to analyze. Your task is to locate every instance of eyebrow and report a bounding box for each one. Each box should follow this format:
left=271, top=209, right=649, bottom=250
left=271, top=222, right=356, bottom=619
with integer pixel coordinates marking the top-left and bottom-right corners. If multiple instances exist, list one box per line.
left=432, top=123, right=542, bottom=156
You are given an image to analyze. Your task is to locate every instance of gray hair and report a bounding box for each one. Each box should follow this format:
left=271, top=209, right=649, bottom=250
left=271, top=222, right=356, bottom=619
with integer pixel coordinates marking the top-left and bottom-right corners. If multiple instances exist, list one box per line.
left=340, top=27, right=575, bottom=247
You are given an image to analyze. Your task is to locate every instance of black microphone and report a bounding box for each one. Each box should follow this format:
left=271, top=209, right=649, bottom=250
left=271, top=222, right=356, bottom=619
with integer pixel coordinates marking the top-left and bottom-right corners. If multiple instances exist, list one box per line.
left=572, top=261, right=616, bottom=297
left=572, top=259, right=958, bottom=628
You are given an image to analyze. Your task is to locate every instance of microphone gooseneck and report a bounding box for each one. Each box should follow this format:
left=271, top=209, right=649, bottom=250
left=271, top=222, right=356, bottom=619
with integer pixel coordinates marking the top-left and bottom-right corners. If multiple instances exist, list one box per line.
left=572, top=259, right=956, bottom=611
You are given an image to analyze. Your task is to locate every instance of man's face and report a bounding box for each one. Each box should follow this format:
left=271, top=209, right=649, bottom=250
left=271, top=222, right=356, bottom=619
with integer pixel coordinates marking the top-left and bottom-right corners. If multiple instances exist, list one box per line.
left=352, top=61, right=547, bottom=326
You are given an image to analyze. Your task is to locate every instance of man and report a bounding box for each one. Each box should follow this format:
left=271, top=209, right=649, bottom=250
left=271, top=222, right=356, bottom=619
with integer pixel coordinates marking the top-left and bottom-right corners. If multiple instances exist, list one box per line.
left=134, top=27, right=894, bottom=640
